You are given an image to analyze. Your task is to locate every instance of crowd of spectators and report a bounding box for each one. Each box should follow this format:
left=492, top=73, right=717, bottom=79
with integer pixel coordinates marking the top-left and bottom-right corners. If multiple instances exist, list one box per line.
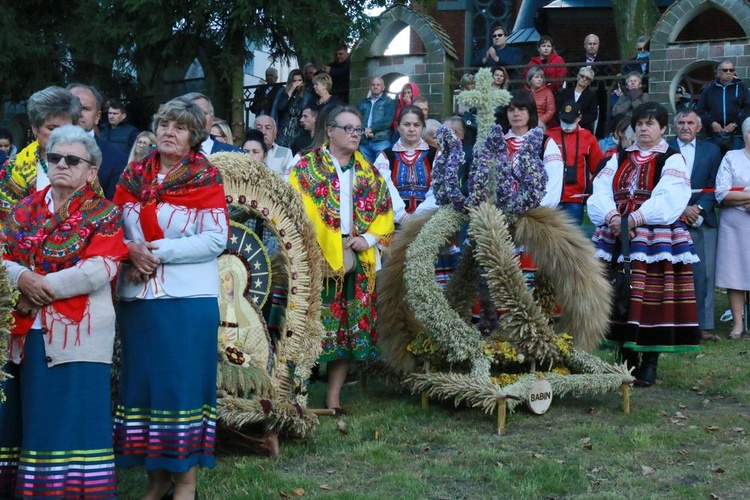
left=2, top=27, right=750, bottom=499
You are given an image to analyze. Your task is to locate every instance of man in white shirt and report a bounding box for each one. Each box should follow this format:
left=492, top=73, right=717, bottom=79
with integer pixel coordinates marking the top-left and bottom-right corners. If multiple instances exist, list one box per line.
left=668, top=109, right=723, bottom=342
left=253, top=115, right=293, bottom=176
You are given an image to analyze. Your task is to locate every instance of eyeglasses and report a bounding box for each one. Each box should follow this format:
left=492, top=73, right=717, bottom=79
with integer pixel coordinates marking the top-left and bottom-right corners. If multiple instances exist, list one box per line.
left=578, top=75, right=592, bottom=81
left=721, top=68, right=736, bottom=73
left=136, top=140, right=153, bottom=147
left=492, top=33, right=506, bottom=38
left=47, top=153, right=93, bottom=167
left=332, top=124, right=365, bottom=135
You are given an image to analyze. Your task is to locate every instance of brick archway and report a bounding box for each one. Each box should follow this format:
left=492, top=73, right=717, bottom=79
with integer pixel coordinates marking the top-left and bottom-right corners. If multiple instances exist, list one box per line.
left=649, top=0, right=750, bottom=114
left=350, top=5, right=458, bottom=120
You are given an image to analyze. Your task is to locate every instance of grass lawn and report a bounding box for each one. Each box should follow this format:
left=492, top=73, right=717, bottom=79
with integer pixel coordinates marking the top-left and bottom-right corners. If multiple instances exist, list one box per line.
left=117, top=292, right=750, bottom=499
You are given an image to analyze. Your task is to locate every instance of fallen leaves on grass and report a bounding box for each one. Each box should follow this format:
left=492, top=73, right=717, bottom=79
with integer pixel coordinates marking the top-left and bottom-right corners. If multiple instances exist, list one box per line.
left=732, top=427, right=745, bottom=433
left=580, top=437, right=593, bottom=450
left=640, top=465, right=655, bottom=475
left=705, top=425, right=720, bottom=432
left=714, top=467, right=726, bottom=474
left=318, top=485, right=332, bottom=491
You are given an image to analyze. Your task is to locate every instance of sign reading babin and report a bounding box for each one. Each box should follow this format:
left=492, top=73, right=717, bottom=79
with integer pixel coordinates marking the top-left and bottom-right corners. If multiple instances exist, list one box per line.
left=527, top=379, right=553, bottom=415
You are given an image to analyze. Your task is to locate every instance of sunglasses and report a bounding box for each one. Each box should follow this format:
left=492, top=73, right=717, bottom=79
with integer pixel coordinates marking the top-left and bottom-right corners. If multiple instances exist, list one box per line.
left=47, top=153, right=93, bottom=167
left=721, top=68, right=736, bottom=73
left=637, top=46, right=647, bottom=52
left=492, top=33, right=506, bottom=38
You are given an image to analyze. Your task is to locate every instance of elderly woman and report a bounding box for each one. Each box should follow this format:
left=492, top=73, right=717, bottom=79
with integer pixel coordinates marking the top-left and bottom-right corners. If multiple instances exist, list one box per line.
left=0, top=86, right=81, bottom=227
left=113, top=98, right=228, bottom=500
left=588, top=102, right=700, bottom=387
left=525, top=67, right=556, bottom=129
left=289, top=106, right=394, bottom=415
left=715, top=117, right=750, bottom=339
left=0, top=125, right=127, bottom=498
left=556, top=67, right=599, bottom=134
left=611, top=72, right=650, bottom=129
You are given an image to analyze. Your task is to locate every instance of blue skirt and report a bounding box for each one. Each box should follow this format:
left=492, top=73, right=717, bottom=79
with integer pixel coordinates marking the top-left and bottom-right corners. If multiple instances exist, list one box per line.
left=0, top=331, right=117, bottom=499
left=114, top=298, right=218, bottom=472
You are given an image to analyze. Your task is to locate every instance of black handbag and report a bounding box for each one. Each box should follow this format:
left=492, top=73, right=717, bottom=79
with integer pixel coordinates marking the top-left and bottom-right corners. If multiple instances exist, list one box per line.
left=609, top=219, right=632, bottom=321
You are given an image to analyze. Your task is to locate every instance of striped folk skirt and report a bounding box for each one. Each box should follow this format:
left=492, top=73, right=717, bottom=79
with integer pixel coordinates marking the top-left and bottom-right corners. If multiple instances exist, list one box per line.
left=0, top=331, right=117, bottom=499
left=114, top=297, right=219, bottom=472
left=594, top=223, right=700, bottom=352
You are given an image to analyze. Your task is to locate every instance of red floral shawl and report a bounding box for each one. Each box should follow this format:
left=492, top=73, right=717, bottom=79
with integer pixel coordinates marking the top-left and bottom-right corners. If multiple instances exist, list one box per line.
left=3, top=183, right=128, bottom=336
left=113, top=149, right=228, bottom=241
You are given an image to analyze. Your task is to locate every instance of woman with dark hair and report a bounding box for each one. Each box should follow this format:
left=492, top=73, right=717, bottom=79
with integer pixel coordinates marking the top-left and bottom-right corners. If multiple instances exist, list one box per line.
left=0, top=86, right=81, bottom=227
left=504, top=91, right=564, bottom=207
left=375, top=105, right=436, bottom=222
left=588, top=102, right=699, bottom=387
left=0, top=128, right=14, bottom=160
left=113, top=97, right=228, bottom=499
left=289, top=106, right=394, bottom=415
left=0, top=125, right=127, bottom=499
left=275, top=69, right=308, bottom=148
left=523, top=35, right=567, bottom=94
left=243, top=129, right=269, bottom=165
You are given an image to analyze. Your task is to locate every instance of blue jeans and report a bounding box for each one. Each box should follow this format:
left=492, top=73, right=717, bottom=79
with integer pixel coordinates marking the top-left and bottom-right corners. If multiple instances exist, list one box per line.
left=559, top=202, right=584, bottom=225
left=359, top=139, right=392, bottom=164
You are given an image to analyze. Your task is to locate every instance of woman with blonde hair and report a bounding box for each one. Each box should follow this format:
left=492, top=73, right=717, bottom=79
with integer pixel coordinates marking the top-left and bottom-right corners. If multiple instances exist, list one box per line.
left=127, top=131, right=157, bottom=163
left=210, top=118, right=233, bottom=144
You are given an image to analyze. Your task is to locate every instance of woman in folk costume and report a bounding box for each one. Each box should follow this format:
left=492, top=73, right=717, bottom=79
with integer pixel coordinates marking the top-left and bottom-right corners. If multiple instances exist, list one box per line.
left=0, top=126, right=127, bottom=499
left=289, top=106, right=394, bottom=416
left=588, top=102, right=700, bottom=387
left=374, top=105, right=438, bottom=222
left=112, top=98, right=228, bottom=500
left=0, top=87, right=81, bottom=228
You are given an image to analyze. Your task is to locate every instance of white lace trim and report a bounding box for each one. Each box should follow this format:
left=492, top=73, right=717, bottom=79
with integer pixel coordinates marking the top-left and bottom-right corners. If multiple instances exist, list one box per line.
left=595, top=249, right=700, bottom=265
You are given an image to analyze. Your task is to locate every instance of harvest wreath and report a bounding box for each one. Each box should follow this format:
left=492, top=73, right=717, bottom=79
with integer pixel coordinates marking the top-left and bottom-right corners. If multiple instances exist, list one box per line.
left=376, top=69, right=634, bottom=433
left=208, top=152, right=325, bottom=448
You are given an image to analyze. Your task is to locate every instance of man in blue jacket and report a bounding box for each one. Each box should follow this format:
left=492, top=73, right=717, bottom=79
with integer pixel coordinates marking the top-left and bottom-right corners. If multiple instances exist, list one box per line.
left=356, top=76, right=395, bottom=163
left=696, top=60, right=750, bottom=153
left=471, top=24, right=522, bottom=69
left=668, top=109, right=723, bottom=342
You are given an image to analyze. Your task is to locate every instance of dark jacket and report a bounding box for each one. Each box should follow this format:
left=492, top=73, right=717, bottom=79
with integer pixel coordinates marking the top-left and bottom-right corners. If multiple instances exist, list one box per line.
left=471, top=44, right=522, bottom=68
left=100, top=122, right=139, bottom=155
left=556, top=87, right=598, bottom=134
left=251, top=83, right=284, bottom=116
left=696, top=78, right=750, bottom=135
left=208, top=136, right=242, bottom=154
left=667, top=138, right=722, bottom=228
left=357, top=93, right=396, bottom=143
left=95, top=136, right=128, bottom=200
left=328, top=58, right=351, bottom=104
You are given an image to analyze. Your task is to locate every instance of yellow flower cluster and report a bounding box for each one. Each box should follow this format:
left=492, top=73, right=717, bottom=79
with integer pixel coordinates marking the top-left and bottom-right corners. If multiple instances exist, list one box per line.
left=483, top=340, right=524, bottom=364
left=406, top=332, right=438, bottom=357
left=550, top=366, right=571, bottom=376
left=551, top=332, right=574, bottom=357
left=490, top=373, right=520, bottom=387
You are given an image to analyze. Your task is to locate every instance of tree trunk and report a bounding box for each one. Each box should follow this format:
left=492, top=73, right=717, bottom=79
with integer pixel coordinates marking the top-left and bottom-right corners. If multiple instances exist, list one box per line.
left=611, top=0, right=661, bottom=59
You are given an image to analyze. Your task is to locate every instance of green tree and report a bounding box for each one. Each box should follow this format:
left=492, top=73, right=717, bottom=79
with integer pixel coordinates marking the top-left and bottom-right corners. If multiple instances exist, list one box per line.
left=1, top=0, right=400, bottom=137
left=612, top=0, right=661, bottom=59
